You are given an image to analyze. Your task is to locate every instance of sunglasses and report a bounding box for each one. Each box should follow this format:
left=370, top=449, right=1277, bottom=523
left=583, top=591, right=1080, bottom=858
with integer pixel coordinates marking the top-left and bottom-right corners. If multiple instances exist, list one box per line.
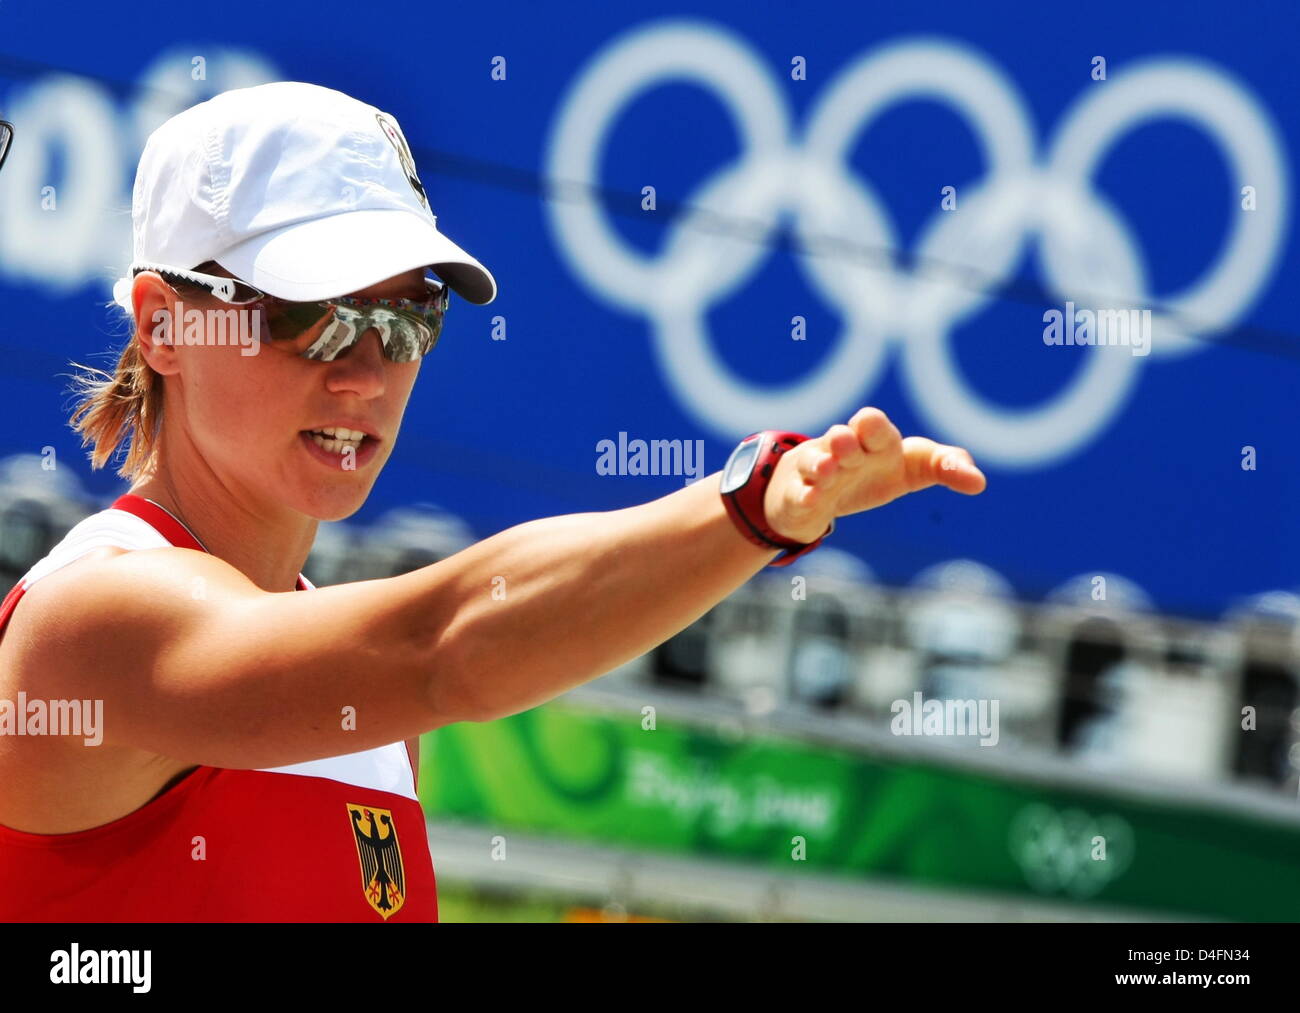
left=132, top=262, right=449, bottom=362
left=0, top=121, right=12, bottom=174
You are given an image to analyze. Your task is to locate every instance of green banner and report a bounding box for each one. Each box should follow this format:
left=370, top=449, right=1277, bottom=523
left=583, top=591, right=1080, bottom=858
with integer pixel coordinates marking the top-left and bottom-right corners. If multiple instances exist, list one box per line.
left=420, top=703, right=1300, bottom=921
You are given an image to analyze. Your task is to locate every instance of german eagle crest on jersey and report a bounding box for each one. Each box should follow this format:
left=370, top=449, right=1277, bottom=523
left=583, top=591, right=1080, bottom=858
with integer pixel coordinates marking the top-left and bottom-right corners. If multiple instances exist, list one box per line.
left=347, top=803, right=407, bottom=919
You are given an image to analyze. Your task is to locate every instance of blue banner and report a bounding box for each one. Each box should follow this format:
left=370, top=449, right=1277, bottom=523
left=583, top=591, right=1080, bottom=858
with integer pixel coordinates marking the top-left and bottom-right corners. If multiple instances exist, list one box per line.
left=0, top=0, right=1296, bottom=618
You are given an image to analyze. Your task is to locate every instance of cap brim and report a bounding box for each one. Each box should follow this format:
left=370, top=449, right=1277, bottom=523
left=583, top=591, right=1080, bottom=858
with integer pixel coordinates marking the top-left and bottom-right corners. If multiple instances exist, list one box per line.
left=214, top=208, right=497, bottom=305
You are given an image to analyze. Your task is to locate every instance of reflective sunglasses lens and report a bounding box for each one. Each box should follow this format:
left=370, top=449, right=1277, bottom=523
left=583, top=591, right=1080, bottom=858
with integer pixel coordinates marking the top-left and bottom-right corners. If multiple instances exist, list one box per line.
left=263, top=299, right=336, bottom=345
left=297, top=303, right=443, bottom=362
left=381, top=309, right=442, bottom=362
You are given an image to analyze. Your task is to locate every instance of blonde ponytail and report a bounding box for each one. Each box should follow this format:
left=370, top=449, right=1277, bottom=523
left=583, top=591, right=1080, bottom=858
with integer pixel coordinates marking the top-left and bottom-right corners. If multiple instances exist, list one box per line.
left=67, top=330, right=163, bottom=480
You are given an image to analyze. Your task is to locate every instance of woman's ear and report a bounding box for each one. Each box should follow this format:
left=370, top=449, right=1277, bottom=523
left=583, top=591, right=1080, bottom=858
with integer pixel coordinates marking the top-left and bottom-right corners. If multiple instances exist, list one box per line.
left=132, top=272, right=183, bottom=377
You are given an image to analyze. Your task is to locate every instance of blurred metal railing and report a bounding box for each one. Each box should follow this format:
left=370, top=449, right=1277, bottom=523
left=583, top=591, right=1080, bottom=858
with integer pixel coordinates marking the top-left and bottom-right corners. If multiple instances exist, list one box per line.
left=1, top=451, right=1297, bottom=800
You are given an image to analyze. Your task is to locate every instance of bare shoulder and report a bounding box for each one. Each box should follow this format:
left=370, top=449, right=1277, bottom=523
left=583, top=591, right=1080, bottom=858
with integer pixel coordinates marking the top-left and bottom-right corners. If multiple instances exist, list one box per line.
left=0, top=545, right=131, bottom=684
left=1, top=532, right=446, bottom=783
left=1, top=544, right=258, bottom=692
left=0, top=546, right=229, bottom=832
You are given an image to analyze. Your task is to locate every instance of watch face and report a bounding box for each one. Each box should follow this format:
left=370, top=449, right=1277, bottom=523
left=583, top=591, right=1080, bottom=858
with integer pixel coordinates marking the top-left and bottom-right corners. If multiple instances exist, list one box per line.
left=721, top=437, right=761, bottom=494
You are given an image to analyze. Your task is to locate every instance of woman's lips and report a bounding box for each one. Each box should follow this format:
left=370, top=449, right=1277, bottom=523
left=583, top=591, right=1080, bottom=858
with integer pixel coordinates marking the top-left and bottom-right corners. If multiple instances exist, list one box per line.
left=298, top=429, right=381, bottom=470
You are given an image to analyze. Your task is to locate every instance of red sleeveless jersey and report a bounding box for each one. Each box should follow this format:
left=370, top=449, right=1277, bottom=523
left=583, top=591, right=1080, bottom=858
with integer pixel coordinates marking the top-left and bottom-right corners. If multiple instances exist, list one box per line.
left=0, top=494, right=438, bottom=922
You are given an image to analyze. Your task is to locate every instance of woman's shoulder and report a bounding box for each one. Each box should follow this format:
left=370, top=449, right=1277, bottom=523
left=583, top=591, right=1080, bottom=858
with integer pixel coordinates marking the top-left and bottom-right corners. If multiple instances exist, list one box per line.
left=22, top=504, right=176, bottom=584
left=0, top=504, right=171, bottom=653
left=0, top=499, right=238, bottom=693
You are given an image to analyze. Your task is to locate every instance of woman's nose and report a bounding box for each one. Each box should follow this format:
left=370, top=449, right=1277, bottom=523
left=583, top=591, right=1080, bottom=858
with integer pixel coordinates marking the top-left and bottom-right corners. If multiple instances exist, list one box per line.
left=323, top=329, right=387, bottom=397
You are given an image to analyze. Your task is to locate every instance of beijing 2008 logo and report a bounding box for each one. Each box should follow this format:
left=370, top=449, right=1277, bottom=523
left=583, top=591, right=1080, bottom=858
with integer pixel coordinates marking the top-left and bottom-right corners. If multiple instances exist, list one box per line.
left=544, top=23, right=1289, bottom=468
left=1008, top=803, right=1135, bottom=899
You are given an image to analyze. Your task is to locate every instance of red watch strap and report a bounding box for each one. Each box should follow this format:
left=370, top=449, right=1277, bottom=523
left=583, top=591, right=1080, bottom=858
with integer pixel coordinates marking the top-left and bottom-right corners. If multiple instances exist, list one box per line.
left=721, top=431, right=832, bottom=566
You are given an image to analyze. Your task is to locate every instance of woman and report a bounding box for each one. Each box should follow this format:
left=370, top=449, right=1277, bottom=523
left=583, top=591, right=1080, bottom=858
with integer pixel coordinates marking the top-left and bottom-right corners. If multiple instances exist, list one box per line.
left=0, top=81, right=985, bottom=922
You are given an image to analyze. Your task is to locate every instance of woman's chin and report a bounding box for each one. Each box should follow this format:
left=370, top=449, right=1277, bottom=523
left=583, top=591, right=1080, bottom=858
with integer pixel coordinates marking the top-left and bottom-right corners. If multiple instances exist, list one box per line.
left=286, top=469, right=380, bottom=522
left=301, top=483, right=375, bottom=523
left=287, top=436, right=388, bottom=520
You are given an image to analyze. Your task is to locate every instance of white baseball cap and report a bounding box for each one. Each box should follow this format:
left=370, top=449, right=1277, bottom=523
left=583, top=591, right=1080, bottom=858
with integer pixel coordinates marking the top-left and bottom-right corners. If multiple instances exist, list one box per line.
left=113, top=81, right=497, bottom=311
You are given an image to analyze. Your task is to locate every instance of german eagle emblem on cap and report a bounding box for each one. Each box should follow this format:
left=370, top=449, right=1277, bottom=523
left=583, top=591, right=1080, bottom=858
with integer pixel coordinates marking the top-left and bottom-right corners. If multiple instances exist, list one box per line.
left=376, top=113, right=429, bottom=212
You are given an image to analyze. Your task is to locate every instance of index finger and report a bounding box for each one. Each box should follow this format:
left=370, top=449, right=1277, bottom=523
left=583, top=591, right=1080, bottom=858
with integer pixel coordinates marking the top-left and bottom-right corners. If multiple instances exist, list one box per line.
left=902, top=437, right=987, bottom=495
